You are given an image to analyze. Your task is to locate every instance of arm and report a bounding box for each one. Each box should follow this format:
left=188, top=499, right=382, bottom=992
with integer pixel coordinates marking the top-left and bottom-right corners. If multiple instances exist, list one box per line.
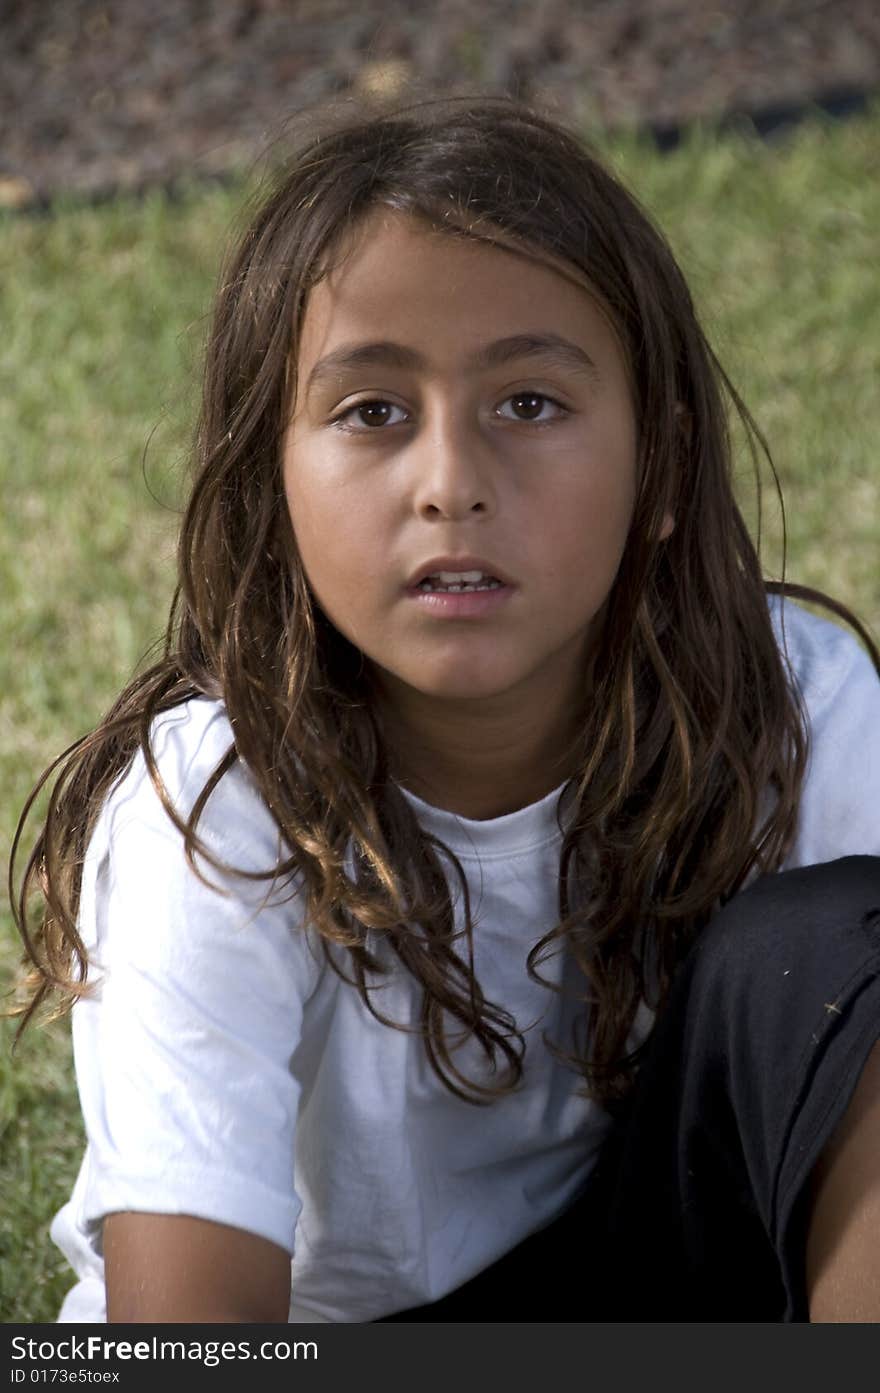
left=104, top=1212, right=291, bottom=1323
left=66, top=705, right=316, bottom=1321
left=806, top=1037, right=880, bottom=1321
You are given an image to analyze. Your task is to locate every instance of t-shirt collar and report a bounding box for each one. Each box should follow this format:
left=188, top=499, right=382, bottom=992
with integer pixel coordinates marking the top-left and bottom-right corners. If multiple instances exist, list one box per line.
left=396, top=777, right=578, bottom=859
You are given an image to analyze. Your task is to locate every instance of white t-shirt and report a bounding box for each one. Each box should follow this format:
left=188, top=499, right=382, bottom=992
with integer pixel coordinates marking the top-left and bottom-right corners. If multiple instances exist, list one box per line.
left=50, top=600, right=880, bottom=1322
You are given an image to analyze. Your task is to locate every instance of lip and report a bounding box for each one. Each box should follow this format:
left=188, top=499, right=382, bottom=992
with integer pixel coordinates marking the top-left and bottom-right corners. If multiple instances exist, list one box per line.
left=405, top=554, right=516, bottom=589
left=406, top=584, right=514, bottom=619
left=403, top=554, right=516, bottom=620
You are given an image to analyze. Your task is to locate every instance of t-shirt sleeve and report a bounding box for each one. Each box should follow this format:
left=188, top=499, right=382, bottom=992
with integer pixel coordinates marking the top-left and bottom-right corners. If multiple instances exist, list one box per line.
left=779, top=605, right=880, bottom=867
left=68, top=700, right=320, bottom=1257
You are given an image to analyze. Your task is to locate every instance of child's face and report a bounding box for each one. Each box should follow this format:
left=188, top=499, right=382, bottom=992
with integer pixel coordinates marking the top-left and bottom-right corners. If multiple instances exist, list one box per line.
left=283, top=208, right=638, bottom=715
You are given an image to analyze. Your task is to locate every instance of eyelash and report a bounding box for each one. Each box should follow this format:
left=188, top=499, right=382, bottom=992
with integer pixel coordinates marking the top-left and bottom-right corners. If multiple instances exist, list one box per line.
left=329, top=391, right=570, bottom=434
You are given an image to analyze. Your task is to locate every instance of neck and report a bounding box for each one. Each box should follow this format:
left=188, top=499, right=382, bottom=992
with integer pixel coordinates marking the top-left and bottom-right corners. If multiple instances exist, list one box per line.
left=371, top=676, right=585, bottom=821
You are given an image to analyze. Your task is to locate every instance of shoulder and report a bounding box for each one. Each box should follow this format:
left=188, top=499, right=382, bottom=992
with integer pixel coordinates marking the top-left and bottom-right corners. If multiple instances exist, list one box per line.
left=140, top=695, right=235, bottom=798
left=768, top=595, right=879, bottom=721
left=97, top=696, right=279, bottom=868
left=80, top=693, right=323, bottom=997
left=81, top=696, right=311, bottom=972
left=767, top=597, right=880, bottom=864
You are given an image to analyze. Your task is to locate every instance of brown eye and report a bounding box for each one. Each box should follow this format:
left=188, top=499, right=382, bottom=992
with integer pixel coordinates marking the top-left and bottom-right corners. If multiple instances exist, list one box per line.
left=496, top=392, right=567, bottom=424
left=511, top=393, right=544, bottom=420
left=357, top=402, right=393, bottom=427
left=332, top=400, right=408, bottom=433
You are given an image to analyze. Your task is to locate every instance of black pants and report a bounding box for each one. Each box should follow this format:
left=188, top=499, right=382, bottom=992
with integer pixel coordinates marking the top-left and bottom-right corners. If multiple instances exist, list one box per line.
left=380, top=856, right=880, bottom=1323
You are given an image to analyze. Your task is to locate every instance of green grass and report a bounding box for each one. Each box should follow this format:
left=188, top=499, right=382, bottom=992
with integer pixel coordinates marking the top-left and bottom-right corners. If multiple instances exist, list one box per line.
left=2, top=103, right=879, bottom=1322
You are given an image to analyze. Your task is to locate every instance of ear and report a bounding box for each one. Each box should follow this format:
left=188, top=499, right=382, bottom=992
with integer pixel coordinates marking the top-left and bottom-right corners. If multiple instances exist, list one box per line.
left=657, top=511, right=675, bottom=541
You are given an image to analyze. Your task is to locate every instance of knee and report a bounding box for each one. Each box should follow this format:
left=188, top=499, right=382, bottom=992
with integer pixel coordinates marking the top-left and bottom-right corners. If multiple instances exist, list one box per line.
left=687, top=855, right=880, bottom=1014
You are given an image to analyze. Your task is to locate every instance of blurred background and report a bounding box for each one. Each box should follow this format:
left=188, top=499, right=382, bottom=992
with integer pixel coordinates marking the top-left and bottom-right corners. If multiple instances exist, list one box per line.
left=1, top=0, right=878, bottom=1322
left=2, top=0, right=880, bottom=207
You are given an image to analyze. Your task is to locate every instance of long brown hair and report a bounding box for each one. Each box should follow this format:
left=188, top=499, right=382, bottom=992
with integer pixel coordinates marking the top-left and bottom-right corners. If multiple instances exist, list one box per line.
left=10, top=91, right=878, bottom=1105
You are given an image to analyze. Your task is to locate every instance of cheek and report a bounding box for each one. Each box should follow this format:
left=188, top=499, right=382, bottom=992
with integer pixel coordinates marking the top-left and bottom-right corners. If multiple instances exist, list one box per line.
left=283, top=462, right=381, bottom=621
left=284, top=447, right=341, bottom=551
left=546, top=441, right=637, bottom=575
left=283, top=462, right=336, bottom=592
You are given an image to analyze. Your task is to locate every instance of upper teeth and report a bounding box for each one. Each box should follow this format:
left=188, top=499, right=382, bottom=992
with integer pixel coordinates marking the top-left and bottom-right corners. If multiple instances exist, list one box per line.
left=430, top=570, right=488, bottom=583
left=418, top=569, right=503, bottom=593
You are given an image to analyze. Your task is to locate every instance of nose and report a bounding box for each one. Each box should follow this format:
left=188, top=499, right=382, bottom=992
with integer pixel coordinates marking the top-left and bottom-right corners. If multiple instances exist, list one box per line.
left=409, top=407, right=497, bottom=521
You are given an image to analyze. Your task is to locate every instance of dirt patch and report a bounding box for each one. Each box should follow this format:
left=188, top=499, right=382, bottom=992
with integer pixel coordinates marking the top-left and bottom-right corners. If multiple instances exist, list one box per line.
left=2, top=0, right=879, bottom=207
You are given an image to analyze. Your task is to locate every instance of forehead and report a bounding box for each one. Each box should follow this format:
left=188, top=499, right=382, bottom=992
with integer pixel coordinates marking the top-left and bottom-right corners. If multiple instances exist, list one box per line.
left=296, top=207, right=624, bottom=369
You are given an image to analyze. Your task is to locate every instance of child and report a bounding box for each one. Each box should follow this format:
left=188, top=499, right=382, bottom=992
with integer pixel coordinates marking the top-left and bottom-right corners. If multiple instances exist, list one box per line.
left=11, top=92, right=880, bottom=1323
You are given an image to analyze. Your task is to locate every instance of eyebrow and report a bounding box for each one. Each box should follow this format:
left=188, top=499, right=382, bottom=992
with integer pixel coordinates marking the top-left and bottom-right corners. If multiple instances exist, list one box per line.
left=304, top=332, right=599, bottom=395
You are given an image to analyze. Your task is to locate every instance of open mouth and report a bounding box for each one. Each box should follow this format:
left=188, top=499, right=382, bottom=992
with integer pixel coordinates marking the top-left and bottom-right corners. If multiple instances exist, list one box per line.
left=406, top=569, right=514, bottom=617
left=417, top=571, right=504, bottom=593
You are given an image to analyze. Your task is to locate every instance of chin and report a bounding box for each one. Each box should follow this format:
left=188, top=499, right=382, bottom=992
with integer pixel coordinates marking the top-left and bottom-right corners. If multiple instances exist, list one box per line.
left=400, top=668, right=523, bottom=704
